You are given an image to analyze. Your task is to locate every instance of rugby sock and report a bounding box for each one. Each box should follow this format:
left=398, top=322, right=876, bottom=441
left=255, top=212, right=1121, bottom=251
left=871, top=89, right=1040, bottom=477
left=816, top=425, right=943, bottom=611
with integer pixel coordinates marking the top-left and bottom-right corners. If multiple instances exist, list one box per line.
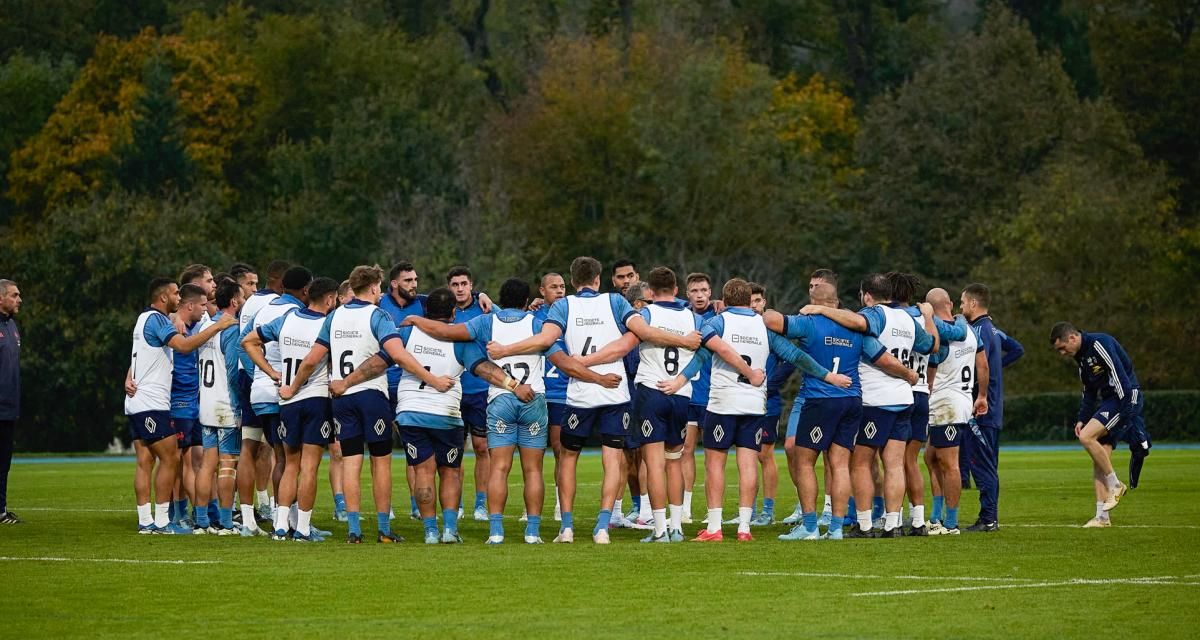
left=631, top=494, right=641, bottom=514
left=856, top=510, right=872, bottom=531
left=474, top=491, right=486, bottom=512
left=931, top=495, right=945, bottom=522
left=763, top=497, right=775, bottom=517
left=830, top=515, right=844, bottom=531
left=137, top=503, right=153, bottom=527
left=872, top=496, right=885, bottom=521
left=444, top=508, right=459, bottom=534
left=273, top=506, right=288, bottom=534
left=297, top=509, right=312, bottom=536
left=706, top=509, right=722, bottom=534
left=1104, top=472, right=1120, bottom=491
left=218, top=507, right=233, bottom=529
left=912, top=504, right=925, bottom=528
left=802, top=511, right=818, bottom=531
left=334, top=493, right=347, bottom=513
left=154, top=502, right=170, bottom=528
left=1095, top=501, right=1109, bottom=521
left=489, top=513, right=504, bottom=538
left=613, top=498, right=623, bottom=520
left=377, top=512, right=391, bottom=536
left=207, top=499, right=219, bottom=524
left=737, top=507, right=752, bottom=533
left=347, top=512, right=361, bottom=536
left=683, top=491, right=693, bottom=516
left=256, top=490, right=269, bottom=509
left=639, top=494, right=651, bottom=520
left=270, top=496, right=277, bottom=512
left=525, top=515, right=541, bottom=539
left=884, top=511, right=900, bottom=531
left=290, top=503, right=299, bottom=529
left=653, top=508, right=667, bottom=537
left=847, top=496, right=857, bottom=517
left=422, top=517, right=438, bottom=536
left=175, top=499, right=189, bottom=521
left=240, top=504, right=257, bottom=530
left=668, top=504, right=682, bottom=532
left=823, top=494, right=832, bottom=514
left=595, top=509, right=612, bottom=534
left=945, top=507, right=959, bottom=529
left=561, top=511, right=574, bottom=531
left=195, top=506, right=210, bottom=529
left=407, top=495, right=416, bottom=514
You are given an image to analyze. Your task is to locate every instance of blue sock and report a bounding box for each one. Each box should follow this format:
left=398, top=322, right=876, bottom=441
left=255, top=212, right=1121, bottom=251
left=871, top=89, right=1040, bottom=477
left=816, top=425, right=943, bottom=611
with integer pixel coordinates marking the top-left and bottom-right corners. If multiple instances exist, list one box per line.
left=422, top=517, right=438, bottom=535
left=444, top=508, right=459, bottom=533
left=474, top=491, right=486, bottom=511
left=802, top=511, right=818, bottom=531
left=595, top=509, right=612, bottom=534
left=489, top=513, right=504, bottom=538
left=830, top=515, right=844, bottom=530
left=561, top=511, right=574, bottom=530
left=176, top=499, right=189, bottom=520
left=872, top=496, right=884, bottom=520
left=334, top=493, right=347, bottom=513
left=408, top=496, right=417, bottom=514
left=347, top=512, right=361, bottom=536
left=763, top=497, right=775, bottom=515
left=847, top=496, right=856, bottom=516
left=931, top=495, right=945, bottom=522
left=218, top=507, right=233, bottom=529
left=168, top=500, right=176, bottom=522
left=207, top=499, right=219, bottom=523
left=195, top=506, right=210, bottom=528
left=946, top=507, right=959, bottom=529
left=631, top=494, right=642, bottom=513
left=377, top=512, right=391, bottom=536
left=526, top=515, right=541, bottom=539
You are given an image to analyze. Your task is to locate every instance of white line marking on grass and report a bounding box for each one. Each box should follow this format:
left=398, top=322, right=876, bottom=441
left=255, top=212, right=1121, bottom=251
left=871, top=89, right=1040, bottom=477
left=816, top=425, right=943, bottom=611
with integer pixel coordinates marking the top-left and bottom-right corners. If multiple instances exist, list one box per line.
left=738, top=572, right=1036, bottom=582
left=1009, top=524, right=1200, bottom=530
left=0, top=556, right=221, bottom=565
left=851, top=578, right=1200, bottom=597
left=20, top=507, right=129, bottom=513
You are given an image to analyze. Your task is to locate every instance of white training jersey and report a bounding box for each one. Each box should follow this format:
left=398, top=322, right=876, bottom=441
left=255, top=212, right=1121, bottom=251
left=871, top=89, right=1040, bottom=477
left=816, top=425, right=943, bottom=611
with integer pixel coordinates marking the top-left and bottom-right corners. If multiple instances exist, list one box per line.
left=125, top=310, right=174, bottom=415
left=329, top=303, right=389, bottom=397
left=487, top=314, right=545, bottom=403
left=278, top=310, right=329, bottom=405
left=930, top=326, right=980, bottom=425
left=910, top=333, right=931, bottom=395
left=250, top=298, right=301, bottom=405
left=859, top=305, right=917, bottom=408
left=397, top=327, right=464, bottom=417
left=707, top=311, right=769, bottom=416
left=238, top=291, right=277, bottom=371
left=635, top=304, right=697, bottom=397
left=197, top=316, right=236, bottom=427
left=563, top=293, right=629, bottom=408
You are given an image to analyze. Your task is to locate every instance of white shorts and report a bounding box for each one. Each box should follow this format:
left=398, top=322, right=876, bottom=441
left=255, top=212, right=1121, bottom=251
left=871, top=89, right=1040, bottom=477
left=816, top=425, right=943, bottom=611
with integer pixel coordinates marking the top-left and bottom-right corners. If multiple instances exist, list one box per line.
left=241, top=426, right=266, bottom=443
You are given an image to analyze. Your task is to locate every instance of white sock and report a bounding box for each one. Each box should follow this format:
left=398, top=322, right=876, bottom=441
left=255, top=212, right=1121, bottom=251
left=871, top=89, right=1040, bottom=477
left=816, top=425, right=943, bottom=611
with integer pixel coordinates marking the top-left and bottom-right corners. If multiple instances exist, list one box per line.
left=273, top=505, right=288, bottom=533
left=297, top=509, right=312, bottom=536
left=683, top=491, right=694, bottom=515
left=706, top=508, right=722, bottom=533
left=137, top=503, right=153, bottom=526
left=270, top=495, right=277, bottom=511
left=613, top=498, right=623, bottom=518
left=289, top=502, right=298, bottom=529
left=653, top=508, right=667, bottom=536
left=639, top=494, right=652, bottom=520
left=256, top=489, right=269, bottom=507
left=912, top=505, right=925, bottom=528
left=738, top=506, right=752, bottom=533
left=857, top=509, right=872, bottom=530
left=792, top=502, right=804, bottom=516
left=555, top=494, right=561, bottom=512
left=154, top=502, right=170, bottom=528
left=823, top=494, right=832, bottom=513
left=884, top=511, right=900, bottom=531
left=1095, top=501, right=1109, bottom=521
left=668, top=504, right=682, bottom=532
left=241, top=504, right=258, bottom=530
left=1105, top=472, right=1120, bottom=491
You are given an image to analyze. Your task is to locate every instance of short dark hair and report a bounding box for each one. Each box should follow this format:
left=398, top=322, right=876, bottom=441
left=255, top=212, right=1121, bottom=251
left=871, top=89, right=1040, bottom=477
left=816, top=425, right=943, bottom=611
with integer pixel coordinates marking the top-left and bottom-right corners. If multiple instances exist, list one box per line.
left=885, top=271, right=920, bottom=305
left=570, top=257, right=602, bottom=287
left=612, top=259, right=636, bottom=274
left=425, top=287, right=456, bottom=321
left=722, top=278, right=752, bottom=306
left=389, top=261, right=416, bottom=282
left=265, top=260, right=291, bottom=283
left=179, top=264, right=210, bottom=285
left=540, top=272, right=563, bottom=287
left=308, top=277, right=340, bottom=302
left=179, top=283, right=206, bottom=303
left=646, top=267, right=677, bottom=294
left=859, top=273, right=891, bottom=301
left=499, top=278, right=531, bottom=310
left=446, top=265, right=472, bottom=283
left=228, top=261, right=254, bottom=277
left=337, top=280, right=352, bottom=299
left=213, top=272, right=233, bottom=285
left=348, top=265, right=384, bottom=295
left=215, top=279, right=242, bottom=309
left=963, top=283, right=990, bottom=308
left=810, top=268, right=838, bottom=286
left=685, top=272, right=711, bottom=288
left=282, top=266, right=313, bottom=292
left=1049, top=322, right=1079, bottom=344
left=749, top=282, right=766, bottom=297
left=148, top=277, right=175, bottom=303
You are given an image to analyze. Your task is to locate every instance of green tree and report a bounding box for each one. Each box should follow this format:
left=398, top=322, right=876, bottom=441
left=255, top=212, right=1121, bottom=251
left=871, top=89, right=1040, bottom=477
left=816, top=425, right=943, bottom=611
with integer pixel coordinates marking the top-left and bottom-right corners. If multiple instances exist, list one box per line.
left=0, top=53, right=77, bottom=225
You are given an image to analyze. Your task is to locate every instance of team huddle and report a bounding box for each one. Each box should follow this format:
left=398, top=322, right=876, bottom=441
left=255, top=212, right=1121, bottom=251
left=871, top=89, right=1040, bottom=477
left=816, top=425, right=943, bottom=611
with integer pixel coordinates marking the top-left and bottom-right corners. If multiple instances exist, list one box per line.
left=122, top=255, right=1149, bottom=544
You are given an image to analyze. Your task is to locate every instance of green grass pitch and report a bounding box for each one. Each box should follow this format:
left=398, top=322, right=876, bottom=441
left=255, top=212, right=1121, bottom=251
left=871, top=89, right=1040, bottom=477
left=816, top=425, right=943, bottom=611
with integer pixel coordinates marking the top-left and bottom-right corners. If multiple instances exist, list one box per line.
left=1, top=447, right=1197, bottom=638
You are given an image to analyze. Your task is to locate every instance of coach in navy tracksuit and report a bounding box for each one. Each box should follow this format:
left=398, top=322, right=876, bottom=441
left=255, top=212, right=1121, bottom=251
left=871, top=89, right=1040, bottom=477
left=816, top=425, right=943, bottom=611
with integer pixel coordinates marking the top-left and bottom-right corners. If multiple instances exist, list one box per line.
left=0, top=279, right=23, bottom=525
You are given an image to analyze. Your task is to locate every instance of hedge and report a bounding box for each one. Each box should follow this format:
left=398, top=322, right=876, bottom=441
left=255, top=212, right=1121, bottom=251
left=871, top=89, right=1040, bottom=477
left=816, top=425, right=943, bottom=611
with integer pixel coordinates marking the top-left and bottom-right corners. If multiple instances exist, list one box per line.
left=1002, top=390, right=1200, bottom=442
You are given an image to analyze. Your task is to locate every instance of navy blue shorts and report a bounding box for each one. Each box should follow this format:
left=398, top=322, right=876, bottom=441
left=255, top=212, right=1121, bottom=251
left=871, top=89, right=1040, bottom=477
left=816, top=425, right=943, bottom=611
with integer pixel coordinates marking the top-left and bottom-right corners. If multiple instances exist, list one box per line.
left=127, top=410, right=174, bottom=444
left=757, top=414, right=780, bottom=445
left=635, top=385, right=690, bottom=447
left=280, top=397, right=334, bottom=447
left=258, top=412, right=283, bottom=446
left=237, top=372, right=259, bottom=428
left=1093, top=390, right=1144, bottom=446
left=388, top=383, right=399, bottom=415
left=702, top=412, right=763, bottom=451
left=547, top=400, right=566, bottom=427
left=797, top=396, right=862, bottom=452
left=172, top=417, right=201, bottom=449
left=399, top=426, right=466, bottom=468
left=334, top=390, right=393, bottom=444
left=564, top=403, right=631, bottom=440
left=859, top=405, right=913, bottom=448
left=909, top=393, right=930, bottom=442
left=687, top=404, right=707, bottom=425
left=461, top=391, right=488, bottom=438
left=929, top=422, right=966, bottom=448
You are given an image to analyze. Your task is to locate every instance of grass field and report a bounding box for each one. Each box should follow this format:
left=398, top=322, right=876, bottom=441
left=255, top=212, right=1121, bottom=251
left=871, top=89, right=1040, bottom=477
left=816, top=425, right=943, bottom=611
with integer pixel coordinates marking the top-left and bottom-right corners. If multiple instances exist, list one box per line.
left=1, top=447, right=1198, bottom=639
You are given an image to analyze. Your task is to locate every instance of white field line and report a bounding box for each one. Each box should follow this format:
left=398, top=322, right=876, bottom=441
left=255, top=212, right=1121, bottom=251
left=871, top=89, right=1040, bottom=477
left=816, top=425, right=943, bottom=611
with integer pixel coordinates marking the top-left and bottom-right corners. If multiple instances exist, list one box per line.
left=0, top=556, right=220, bottom=565
left=851, top=577, right=1200, bottom=597
left=738, top=571, right=1036, bottom=582
left=1008, top=524, right=1200, bottom=529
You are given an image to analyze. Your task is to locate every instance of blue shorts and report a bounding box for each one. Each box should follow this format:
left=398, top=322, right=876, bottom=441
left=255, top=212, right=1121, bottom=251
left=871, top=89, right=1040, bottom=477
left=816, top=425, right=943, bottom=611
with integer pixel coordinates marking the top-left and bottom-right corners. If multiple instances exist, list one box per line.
left=201, top=425, right=242, bottom=455
left=127, top=410, right=174, bottom=444
left=280, top=397, right=334, bottom=447
left=687, top=404, right=707, bottom=426
left=859, top=405, right=913, bottom=448
left=461, top=391, right=489, bottom=438
left=547, top=400, right=566, bottom=427
left=785, top=396, right=804, bottom=439
left=635, top=385, right=690, bottom=447
left=334, top=390, right=393, bottom=444
left=702, top=412, right=764, bottom=451
left=563, top=403, right=631, bottom=440
left=929, top=422, right=966, bottom=448
left=487, top=393, right=549, bottom=450
left=797, top=396, right=861, bottom=452
left=909, top=393, right=930, bottom=442
left=258, top=412, right=283, bottom=446
left=1093, top=390, right=1144, bottom=446
left=758, top=414, right=780, bottom=445
left=172, top=418, right=201, bottom=449
left=237, top=372, right=259, bottom=428
left=400, top=426, right=466, bottom=468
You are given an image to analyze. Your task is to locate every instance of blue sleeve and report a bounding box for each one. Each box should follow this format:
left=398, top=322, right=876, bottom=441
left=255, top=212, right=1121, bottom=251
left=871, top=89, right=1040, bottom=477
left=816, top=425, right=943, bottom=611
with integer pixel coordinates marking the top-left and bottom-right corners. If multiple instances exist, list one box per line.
left=862, top=336, right=886, bottom=363
left=693, top=312, right=703, bottom=331
left=639, top=307, right=651, bottom=324
left=928, top=344, right=949, bottom=366
left=998, top=330, right=1024, bottom=367
left=767, top=358, right=796, bottom=389
left=315, top=313, right=334, bottom=348
left=934, top=315, right=967, bottom=342
left=610, top=294, right=635, bottom=334
left=680, top=347, right=712, bottom=379
left=859, top=306, right=886, bottom=337
left=1095, top=335, right=1134, bottom=417
left=465, top=314, right=492, bottom=343
left=769, top=332, right=829, bottom=378
left=397, top=326, right=413, bottom=345
left=972, top=326, right=985, bottom=352
left=912, top=318, right=934, bottom=354
left=545, top=299, right=568, bottom=331
left=700, top=316, right=725, bottom=345
left=145, top=314, right=178, bottom=347
left=256, top=313, right=286, bottom=344
left=370, top=309, right=399, bottom=345
left=545, top=341, right=563, bottom=358
left=782, top=314, right=816, bottom=345
left=457, top=341, right=489, bottom=374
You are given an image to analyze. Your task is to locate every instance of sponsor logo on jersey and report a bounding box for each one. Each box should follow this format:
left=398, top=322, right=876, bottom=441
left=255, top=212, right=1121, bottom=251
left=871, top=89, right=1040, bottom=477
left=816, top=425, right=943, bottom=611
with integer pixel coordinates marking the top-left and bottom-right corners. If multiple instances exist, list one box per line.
left=282, top=336, right=313, bottom=348
left=575, top=317, right=605, bottom=326
left=890, top=327, right=914, bottom=339
left=334, top=330, right=363, bottom=339
left=730, top=334, right=762, bottom=345
left=413, top=344, right=446, bottom=358
left=824, top=336, right=853, bottom=348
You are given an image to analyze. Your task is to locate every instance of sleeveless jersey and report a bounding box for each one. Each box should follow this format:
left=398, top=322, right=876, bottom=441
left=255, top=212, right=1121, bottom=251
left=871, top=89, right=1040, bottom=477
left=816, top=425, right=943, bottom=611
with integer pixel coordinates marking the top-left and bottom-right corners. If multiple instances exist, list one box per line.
left=635, top=304, right=697, bottom=397
left=329, top=303, right=390, bottom=397
left=930, top=325, right=980, bottom=425
left=125, top=310, right=174, bottom=415
left=278, top=310, right=329, bottom=405
left=197, top=316, right=236, bottom=427
left=534, top=306, right=569, bottom=402
left=859, top=305, right=917, bottom=408
left=250, top=298, right=301, bottom=405
left=563, top=293, right=628, bottom=408
left=487, top=314, right=545, bottom=403
left=905, top=306, right=931, bottom=395
left=707, top=311, right=769, bottom=416
left=397, top=327, right=464, bottom=417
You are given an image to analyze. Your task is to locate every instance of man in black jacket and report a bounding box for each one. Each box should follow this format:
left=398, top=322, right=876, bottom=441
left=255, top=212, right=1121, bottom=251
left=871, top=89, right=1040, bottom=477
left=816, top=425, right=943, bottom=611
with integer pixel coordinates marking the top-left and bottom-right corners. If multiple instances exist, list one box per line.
left=0, top=279, right=23, bottom=524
